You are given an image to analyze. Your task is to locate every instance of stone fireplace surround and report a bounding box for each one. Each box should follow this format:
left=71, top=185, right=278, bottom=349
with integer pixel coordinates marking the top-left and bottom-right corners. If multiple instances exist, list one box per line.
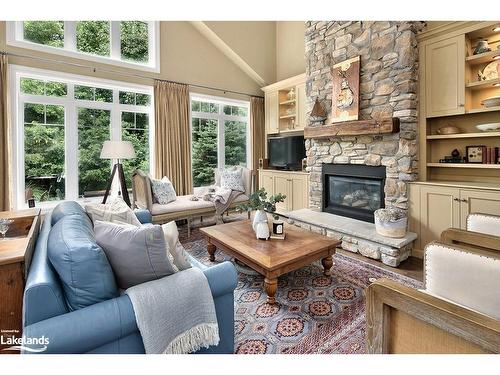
left=286, top=21, right=423, bottom=267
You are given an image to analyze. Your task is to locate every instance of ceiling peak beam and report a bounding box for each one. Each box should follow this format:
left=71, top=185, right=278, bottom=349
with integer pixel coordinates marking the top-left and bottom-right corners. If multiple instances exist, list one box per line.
left=190, top=21, right=266, bottom=87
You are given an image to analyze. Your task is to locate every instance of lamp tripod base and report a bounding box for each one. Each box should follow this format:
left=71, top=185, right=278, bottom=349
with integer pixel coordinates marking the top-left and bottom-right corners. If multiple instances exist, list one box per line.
left=102, top=162, right=131, bottom=207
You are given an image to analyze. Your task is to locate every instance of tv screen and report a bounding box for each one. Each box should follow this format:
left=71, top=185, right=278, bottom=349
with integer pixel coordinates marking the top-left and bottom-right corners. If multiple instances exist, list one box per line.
left=268, top=135, right=305, bottom=170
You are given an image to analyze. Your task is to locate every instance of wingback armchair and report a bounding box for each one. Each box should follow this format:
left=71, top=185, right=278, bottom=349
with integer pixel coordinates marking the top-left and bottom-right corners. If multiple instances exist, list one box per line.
left=366, top=213, right=500, bottom=354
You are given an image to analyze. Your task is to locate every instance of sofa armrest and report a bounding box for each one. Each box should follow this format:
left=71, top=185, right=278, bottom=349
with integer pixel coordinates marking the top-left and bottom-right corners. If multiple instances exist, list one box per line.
left=202, top=261, right=237, bottom=299
left=23, top=295, right=139, bottom=354
left=441, top=228, right=500, bottom=255
left=366, top=279, right=500, bottom=354
left=134, top=209, right=152, bottom=224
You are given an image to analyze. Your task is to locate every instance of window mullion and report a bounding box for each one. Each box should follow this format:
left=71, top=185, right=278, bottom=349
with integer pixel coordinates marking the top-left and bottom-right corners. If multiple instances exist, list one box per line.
left=110, top=21, right=121, bottom=60
left=66, top=83, right=79, bottom=200
left=218, top=108, right=225, bottom=171
left=65, top=21, right=76, bottom=51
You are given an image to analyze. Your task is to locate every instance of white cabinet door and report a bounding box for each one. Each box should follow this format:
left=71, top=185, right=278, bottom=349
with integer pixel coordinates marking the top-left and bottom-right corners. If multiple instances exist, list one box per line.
left=459, top=189, right=500, bottom=229
left=295, top=83, right=307, bottom=131
left=265, top=91, right=279, bottom=134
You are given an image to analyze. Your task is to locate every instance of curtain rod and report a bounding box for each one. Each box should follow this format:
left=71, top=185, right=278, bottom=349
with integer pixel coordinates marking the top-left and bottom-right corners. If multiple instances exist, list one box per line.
left=2, top=51, right=264, bottom=99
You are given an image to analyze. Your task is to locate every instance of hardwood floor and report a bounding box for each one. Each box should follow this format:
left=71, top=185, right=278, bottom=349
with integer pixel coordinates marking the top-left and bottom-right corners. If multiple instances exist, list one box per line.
left=337, top=248, right=424, bottom=282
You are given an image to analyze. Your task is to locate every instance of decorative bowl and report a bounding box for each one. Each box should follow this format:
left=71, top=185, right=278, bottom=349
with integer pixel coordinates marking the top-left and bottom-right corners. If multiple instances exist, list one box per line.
left=476, top=123, right=500, bottom=132
left=481, top=96, right=500, bottom=108
left=436, top=125, right=461, bottom=135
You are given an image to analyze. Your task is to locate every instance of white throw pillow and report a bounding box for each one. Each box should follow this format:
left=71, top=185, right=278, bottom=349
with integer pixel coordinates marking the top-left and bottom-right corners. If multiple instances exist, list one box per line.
left=86, top=198, right=141, bottom=226
left=220, top=168, right=244, bottom=192
left=161, top=221, right=192, bottom=271
left=151, top=177, right=177, bottom=204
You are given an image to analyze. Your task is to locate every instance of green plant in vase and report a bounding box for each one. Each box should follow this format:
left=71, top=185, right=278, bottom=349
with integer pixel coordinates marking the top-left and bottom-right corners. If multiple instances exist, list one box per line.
left=237, top=188, right=286, bottom=239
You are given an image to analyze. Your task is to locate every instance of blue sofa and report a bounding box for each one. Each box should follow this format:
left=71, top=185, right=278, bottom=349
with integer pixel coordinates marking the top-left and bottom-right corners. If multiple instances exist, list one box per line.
left=22, top=201, right=237, bottom=354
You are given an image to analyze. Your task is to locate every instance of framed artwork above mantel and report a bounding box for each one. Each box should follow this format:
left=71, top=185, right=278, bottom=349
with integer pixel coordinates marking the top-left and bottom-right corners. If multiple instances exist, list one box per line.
left=331, top=56, right=360, bottom=123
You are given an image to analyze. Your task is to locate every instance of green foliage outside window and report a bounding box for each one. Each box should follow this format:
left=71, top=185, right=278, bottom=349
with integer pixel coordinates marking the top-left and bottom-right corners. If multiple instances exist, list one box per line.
left=224, top=121, right=247, bottom=168
left=24, top=21, right=64, bottom=47
left=192, top=118, right=218, bottom=187
left=78, top=108, right=111, bottom=196
left=24, top=103, right=65, bottom=201
left=76, top=21, right=110, bottom=56
left=122, top=112, right=150, bottom=186
left=120, top=21, right=149, bottom=63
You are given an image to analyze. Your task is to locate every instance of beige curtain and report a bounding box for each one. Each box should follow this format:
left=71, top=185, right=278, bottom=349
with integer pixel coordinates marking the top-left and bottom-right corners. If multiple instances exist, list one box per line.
left=250, top=96, right=265, bottom=189
left=0, top=54, right=10, bottom=211
left=154, top=80, right=193, bottom=195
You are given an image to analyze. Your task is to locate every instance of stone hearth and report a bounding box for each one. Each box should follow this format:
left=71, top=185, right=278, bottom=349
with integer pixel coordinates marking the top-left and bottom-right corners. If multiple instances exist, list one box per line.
left=287, top=209, right=417, bottom=267
left=297, top=21, right=424, bottom=266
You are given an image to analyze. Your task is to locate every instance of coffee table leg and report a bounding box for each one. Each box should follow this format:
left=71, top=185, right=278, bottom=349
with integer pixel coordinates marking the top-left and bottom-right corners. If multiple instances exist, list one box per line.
left=207, top=242, right=216, bottom=262
left=264, top=277, right=278, bottom=304
left=322, top=255, right=333, bottom=276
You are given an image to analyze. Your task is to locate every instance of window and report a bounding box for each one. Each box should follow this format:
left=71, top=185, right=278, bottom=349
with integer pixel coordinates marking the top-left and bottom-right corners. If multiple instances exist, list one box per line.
left=190, top=94, right=250, bottom=188
left=7, top=21, right=159, bottom=72
left=11, top=66, right=154, bottom=208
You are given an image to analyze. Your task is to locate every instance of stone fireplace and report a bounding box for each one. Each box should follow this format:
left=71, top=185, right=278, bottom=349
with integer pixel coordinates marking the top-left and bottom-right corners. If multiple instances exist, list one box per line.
left=287, top=21, right=423, bottom=267
left=322, top=164, right=386, bottom=223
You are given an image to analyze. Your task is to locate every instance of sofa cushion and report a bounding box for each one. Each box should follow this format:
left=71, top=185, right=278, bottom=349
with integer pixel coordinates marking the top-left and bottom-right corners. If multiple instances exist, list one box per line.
left=151, top=176, right=177, bottom=204
left=150, top=194, right=249, bottom=216
left=86, top=199, right=142, bottom=226
left=48, top=214, right=118, bottom=311
left=425, top=242, right=500, bottom=319
left=51, top=201, right=86, bottom=225
left=95, top=221, right=177, bottom=289
left=161, top=221, right=192, bottom=271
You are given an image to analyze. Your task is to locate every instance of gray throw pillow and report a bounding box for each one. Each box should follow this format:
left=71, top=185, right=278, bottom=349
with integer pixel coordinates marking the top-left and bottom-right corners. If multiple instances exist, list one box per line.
left=94, top=221, right=177, bottom=289
left=151, top=177, right=177, bottom=204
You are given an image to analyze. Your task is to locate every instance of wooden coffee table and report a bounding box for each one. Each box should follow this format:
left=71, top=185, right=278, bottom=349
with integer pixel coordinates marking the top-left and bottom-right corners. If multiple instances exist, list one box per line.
left=200, top=220, right=340, bottom=304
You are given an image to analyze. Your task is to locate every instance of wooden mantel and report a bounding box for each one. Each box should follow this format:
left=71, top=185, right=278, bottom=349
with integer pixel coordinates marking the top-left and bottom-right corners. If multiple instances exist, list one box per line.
left=304, top=118, right=400, bottom=139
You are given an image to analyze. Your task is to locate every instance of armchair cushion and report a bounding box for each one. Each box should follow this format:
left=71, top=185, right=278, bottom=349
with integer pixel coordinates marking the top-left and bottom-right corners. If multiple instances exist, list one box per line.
left=467, top=213, right=500, bottom=237
left=425, top=242, right=500, bottom=319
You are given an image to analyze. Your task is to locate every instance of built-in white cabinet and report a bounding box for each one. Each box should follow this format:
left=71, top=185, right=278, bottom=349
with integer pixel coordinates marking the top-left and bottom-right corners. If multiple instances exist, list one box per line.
left=262, top=73, right=307, bottom=136
left=258, top=169, right=309, bottom=213
left=409, top=182, right=500, bottom=256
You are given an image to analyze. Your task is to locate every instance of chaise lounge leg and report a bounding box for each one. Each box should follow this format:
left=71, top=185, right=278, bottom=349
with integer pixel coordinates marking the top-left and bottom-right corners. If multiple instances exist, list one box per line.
left=187, top=217, right=191, bottom=237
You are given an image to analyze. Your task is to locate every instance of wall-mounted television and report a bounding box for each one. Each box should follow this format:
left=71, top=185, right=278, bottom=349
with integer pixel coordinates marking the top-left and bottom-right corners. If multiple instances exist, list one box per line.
left=267, top=135, right=305, bottom=171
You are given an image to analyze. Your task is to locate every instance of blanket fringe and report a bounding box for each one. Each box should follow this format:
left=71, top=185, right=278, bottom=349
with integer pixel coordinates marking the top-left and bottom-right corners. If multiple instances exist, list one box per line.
left=164, top=323, right=220, bottom=354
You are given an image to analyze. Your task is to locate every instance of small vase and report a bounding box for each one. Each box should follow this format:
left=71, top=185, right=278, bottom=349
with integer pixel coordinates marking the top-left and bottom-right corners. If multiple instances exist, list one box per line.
left=252, top=209, right=268, bottom=231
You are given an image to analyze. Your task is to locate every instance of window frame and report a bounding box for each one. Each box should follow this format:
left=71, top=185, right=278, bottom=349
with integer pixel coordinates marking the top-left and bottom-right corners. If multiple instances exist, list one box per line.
left=10, top=65, right=155, bottom=209
left=6, top=21, right=160, bottom=73
left=190, top=93, right=251, bottom=188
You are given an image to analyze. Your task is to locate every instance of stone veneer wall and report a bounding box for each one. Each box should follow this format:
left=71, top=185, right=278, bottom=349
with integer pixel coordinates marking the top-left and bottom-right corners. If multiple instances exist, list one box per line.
left=305, top=21, right=425, bottom=211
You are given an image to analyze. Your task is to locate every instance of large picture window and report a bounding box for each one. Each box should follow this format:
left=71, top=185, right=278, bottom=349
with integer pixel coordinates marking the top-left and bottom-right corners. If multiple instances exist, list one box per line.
left=7, top=21, right=159, bottom=72
left=11, top=66, right=154, bottom=209
left=190, top=94, right=250, bottom=188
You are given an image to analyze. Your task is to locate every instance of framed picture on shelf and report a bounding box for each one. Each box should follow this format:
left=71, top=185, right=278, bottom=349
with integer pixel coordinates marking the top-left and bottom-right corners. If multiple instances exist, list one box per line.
left=466, top=145, right=485, bottom=163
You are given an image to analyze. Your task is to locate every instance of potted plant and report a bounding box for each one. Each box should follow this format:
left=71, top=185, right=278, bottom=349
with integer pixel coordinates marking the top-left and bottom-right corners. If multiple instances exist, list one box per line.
left=237, top=188, right=286, bottom=240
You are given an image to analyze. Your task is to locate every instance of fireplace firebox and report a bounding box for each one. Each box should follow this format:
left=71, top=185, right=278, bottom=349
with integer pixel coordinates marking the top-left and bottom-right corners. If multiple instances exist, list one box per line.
left=322, top=164, right=386, bottom=223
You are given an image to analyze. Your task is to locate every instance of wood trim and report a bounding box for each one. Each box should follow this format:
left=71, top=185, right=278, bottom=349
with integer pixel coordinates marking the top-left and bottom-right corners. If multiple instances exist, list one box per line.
left=261, top=73, right=306, bottom=92
left=304, top=118, right=399, bottom=139
left=190, top=21, right=266, bottom=87
left=440, top=228, right=500, bottom=254
left=417, top=21, right=497, bottom=43
left=366, top=278, right=500, bottom=353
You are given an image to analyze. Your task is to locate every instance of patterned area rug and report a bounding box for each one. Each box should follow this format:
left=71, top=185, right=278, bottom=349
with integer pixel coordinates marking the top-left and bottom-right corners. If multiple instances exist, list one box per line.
left=179, top=221, right=422, bottom=354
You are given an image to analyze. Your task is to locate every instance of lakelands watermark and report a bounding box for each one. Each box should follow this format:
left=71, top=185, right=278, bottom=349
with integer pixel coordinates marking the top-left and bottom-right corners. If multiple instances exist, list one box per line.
left=1, top=329, right=49, bottom=352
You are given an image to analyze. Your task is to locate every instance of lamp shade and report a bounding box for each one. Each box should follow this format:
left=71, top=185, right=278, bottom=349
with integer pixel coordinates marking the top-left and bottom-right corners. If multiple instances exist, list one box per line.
left=100, top=140, right=136, bottom=159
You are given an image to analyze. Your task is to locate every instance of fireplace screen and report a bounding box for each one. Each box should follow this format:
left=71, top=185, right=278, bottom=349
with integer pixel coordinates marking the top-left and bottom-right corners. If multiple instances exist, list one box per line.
left=322, top=164, right=386, bottom=223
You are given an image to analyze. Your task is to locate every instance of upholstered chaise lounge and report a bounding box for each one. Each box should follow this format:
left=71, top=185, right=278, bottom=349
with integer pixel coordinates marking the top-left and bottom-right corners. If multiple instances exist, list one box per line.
left=132, top=169, right=253, bottom=235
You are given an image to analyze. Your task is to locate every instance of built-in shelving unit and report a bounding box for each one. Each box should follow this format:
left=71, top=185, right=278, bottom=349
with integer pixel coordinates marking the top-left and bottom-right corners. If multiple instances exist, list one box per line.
left=466, top=77, right=500, bottom=90
left=427, top=163, right=500, bottom=169
left=427, top=131, right=500, bottom=140
left=419, top=22, right=500, bottom=183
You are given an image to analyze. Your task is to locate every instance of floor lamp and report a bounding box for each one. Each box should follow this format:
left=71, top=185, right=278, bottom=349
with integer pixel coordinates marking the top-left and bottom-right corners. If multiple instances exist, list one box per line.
left=100, top=140, right=136, bottom=207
